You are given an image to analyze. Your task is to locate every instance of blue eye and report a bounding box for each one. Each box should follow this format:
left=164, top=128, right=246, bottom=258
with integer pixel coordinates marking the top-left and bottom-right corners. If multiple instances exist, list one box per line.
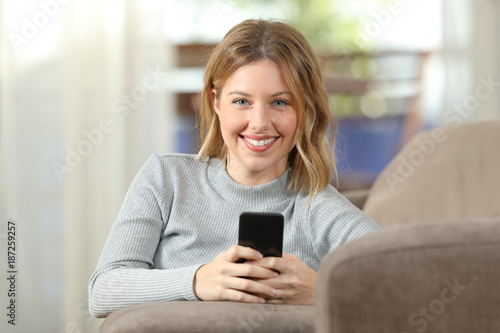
left=273, top=99, right=289, bottom=108
left=233, top=99, right=249, bottom=106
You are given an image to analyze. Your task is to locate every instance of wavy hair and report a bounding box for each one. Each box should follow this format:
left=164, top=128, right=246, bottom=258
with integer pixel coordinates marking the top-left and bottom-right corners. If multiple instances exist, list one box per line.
left=197, top=19, right=338, bottom=200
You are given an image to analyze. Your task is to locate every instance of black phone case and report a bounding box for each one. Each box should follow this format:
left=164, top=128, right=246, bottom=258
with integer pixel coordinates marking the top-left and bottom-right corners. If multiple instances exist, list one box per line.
left=238, top=212, right=284, bottom=259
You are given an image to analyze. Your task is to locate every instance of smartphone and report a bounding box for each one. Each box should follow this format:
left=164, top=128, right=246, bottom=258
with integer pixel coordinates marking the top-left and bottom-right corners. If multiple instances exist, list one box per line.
left=237, top=212, right=284, bottom=262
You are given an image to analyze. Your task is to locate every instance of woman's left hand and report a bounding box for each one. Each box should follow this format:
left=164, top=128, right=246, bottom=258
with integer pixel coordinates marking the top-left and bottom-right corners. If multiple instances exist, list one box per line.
left=246, top=253, right=316, bottom=305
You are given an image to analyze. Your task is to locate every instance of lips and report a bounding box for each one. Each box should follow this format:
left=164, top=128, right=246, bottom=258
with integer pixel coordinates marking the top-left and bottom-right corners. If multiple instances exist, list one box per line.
left=244, top=137, right=277, bottom=146
left=239, top=135, right=279, bottom=152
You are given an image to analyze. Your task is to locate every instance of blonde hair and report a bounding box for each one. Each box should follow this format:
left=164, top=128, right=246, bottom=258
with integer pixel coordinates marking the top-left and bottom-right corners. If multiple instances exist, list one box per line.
left=197, top=19, right=338, bottom=200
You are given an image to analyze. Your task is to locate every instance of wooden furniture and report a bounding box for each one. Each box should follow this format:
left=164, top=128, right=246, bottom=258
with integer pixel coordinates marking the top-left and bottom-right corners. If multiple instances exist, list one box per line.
left=320, top=50, right=432, bottom=190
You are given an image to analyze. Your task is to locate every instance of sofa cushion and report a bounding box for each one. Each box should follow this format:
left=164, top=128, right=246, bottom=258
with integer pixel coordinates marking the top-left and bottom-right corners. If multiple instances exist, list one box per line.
left=363, top=120, right=500, bottom=227
left=99, top=301, right=314, bottom=333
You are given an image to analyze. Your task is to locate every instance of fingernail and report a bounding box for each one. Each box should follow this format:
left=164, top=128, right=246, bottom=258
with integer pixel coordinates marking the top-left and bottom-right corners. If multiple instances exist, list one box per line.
left=256, top=253, right=263, bottom=259
left=270, top=289, right=277, bottom=296
left=273, top=272, right=279, bottom=278
left=259, top=298, right=266, bottom=304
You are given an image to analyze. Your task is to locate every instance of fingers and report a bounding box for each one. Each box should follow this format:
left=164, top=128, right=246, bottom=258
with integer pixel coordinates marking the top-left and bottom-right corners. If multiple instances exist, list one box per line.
left=247, top=256, right=289, bottom=273
left=222, top=246, right=277, bottom=279
left=282, top=253, right=299, bottom=261
left=224, top=245, right=263, bottom=263
left=221, top=288, right=266, bottom=304
left=194, top=266, right=268, bottom=302
left=245, top=253, right=317, bottom=305
left=214, top=259, right=277, bottom=280
left=194, top=246, right=280, bottom=303
left=239, top=263, right=279, bottom=280
left=247, top=253, right=301, bottom=273
left=225, top=276, right=277, bottom=300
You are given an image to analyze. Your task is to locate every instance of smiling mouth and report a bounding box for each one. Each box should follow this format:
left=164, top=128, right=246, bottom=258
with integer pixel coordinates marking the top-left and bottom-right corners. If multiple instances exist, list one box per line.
left=239, top=135, right=279, bottom=151
left=242, top=136, right=278, bottom=147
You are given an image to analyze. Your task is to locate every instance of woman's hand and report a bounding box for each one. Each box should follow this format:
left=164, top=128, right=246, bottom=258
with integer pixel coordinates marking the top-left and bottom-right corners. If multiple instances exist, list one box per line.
left=193, top=245, right=279, bottom=303
left=247, top=253, right=317, bottom=305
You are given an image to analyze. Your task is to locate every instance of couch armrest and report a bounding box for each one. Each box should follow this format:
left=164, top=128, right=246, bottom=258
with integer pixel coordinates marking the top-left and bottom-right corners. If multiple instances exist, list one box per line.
left=99, top=301, right=314, bottom=333
left=315, top=218, right=500, bottom=333
left=341, top=189, right=370, bottom=210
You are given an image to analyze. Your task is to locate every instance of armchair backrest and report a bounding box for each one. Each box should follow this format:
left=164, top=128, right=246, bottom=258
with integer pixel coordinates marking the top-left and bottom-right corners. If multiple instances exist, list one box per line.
left=363, top=120, right=500, bottom=227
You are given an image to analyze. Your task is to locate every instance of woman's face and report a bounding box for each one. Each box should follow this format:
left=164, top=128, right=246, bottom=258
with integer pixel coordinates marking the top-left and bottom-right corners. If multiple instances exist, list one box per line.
left=213, top=59, right=298, bottom=186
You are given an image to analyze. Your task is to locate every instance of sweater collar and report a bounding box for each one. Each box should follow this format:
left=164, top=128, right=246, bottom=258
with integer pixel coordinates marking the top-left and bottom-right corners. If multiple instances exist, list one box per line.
left=207, top=158, right=292, bottom=207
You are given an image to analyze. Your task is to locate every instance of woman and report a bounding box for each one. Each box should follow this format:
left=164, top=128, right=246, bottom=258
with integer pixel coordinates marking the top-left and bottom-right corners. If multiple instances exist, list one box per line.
left=88, top=19, right=380, bottom=318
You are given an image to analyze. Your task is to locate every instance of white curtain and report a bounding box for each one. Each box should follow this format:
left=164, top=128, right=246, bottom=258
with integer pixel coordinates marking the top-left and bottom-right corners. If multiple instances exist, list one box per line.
left=441, top=0, right=500, bottom=124
left=470, top=0, right=500, bottom=120
left=0, top=1, right=174, bottom=332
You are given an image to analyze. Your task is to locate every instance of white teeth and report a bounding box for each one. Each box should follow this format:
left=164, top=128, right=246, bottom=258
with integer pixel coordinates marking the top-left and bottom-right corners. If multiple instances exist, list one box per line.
left=244, top=137, right=277, bottom=147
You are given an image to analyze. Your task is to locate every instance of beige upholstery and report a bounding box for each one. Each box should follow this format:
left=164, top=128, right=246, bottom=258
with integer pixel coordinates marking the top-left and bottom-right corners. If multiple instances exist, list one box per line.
left=316, top=218, right=500, bottom=333
left=98, top=120, right=500, bottom=333
left=363, top=120, right=500, bottom=227
left=315, top=120, right=500, bottom=332
left=99, top=301, right=314, bottom=333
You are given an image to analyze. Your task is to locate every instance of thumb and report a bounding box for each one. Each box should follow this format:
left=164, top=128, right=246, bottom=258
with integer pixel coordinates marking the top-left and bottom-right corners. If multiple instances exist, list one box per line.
left=282, top=253, right=299, bottom=261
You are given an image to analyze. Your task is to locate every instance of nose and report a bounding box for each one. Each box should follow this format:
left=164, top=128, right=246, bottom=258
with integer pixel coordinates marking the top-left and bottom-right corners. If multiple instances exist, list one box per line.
left=248, top=104, right=271, bottom=132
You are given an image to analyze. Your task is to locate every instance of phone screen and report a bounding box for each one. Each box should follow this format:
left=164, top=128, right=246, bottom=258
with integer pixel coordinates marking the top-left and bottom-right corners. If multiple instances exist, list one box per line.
left=238, top=212, right=284, bottom=260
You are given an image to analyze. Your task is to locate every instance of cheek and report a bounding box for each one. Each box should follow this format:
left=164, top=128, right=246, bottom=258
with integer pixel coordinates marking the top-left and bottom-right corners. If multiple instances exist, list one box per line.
left=277, top=113, right=298, bottom=138
left=219, top=112, right=244, bottom=137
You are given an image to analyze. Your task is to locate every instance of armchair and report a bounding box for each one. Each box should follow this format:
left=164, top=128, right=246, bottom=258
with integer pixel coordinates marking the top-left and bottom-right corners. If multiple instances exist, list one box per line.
left=98, top=120, right=500, bottom=332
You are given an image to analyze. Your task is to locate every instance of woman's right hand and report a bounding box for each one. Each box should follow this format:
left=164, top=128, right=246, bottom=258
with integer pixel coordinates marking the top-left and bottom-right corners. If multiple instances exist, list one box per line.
left=193, top=245, right=278, bottom=303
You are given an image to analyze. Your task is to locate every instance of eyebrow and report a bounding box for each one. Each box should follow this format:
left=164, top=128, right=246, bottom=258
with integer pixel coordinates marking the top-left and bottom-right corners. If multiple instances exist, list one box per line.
left=227, top=90, right=292, bottom=97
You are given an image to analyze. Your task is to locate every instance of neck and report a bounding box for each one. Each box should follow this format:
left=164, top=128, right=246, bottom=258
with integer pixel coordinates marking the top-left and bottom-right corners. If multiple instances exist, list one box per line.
left=226, top=164, right=287, bottom=186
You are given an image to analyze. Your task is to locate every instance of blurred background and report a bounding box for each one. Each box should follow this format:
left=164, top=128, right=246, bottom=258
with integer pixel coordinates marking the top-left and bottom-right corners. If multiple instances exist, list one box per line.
left=0, top=0, right=499, bottom=332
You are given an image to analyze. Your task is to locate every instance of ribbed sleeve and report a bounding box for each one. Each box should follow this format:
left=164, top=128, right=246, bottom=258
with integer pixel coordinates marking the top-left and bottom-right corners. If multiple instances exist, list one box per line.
left=88, top=154, right=380, bottom=317
left=307, top=186, right=381, bottom=260
left=88, top=155, right=202, bottom=317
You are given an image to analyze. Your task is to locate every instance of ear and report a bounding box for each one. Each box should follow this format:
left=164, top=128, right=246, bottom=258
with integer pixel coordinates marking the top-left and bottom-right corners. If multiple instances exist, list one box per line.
left=211, top=88, right=221, bottom=117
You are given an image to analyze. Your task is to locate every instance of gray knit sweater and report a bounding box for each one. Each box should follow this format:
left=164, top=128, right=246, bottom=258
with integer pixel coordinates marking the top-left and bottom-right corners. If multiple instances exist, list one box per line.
left=88, top=153, right=380, bottom=317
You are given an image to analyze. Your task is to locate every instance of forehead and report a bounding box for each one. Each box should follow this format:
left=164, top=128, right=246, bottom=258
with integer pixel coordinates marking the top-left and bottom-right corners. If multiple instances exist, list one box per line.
left=222, top=59, right=290, bottom=94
